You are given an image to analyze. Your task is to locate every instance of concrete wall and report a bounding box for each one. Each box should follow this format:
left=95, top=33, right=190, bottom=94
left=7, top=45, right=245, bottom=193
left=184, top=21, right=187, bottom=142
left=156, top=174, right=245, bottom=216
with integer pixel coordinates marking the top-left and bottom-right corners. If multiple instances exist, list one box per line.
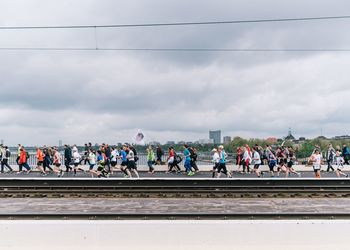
left=0, top=220, right=348, bottom=250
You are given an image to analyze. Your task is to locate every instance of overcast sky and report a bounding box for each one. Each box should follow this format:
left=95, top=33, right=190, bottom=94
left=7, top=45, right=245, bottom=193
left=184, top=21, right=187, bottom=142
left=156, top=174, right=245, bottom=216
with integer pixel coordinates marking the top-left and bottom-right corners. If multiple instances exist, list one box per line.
left=0, top=0, right=350, bottom=145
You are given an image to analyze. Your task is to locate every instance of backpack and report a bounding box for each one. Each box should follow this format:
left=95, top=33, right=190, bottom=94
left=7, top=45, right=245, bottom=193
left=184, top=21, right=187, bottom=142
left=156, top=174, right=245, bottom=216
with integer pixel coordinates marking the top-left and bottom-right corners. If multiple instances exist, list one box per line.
left=26, top=151, right=30, bottom=159
left=174, top=154, right=182, bottom=164
left=5, top=150, right=11, bottom=158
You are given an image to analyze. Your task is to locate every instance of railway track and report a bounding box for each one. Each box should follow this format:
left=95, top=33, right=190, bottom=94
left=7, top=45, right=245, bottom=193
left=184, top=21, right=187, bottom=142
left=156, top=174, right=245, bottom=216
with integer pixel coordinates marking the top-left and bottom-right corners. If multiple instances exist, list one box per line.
left=0, top=178, right=350, bottom=198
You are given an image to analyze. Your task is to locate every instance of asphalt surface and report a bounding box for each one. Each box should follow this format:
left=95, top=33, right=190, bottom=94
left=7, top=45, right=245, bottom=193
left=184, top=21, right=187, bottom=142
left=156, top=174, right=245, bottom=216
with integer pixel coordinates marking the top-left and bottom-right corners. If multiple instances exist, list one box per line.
left=0, top=170, right=347, bottom=178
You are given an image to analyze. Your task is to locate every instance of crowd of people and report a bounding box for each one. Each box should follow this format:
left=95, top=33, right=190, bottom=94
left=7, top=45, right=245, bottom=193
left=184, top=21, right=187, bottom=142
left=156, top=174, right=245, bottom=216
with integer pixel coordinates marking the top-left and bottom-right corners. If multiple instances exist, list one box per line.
left=0, top=143, right=349, bottom=178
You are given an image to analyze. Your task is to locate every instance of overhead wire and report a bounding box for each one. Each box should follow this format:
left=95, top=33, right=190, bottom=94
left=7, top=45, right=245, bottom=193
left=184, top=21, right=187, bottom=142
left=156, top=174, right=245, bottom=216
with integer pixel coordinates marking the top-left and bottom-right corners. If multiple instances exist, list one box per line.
left=0, top=14, right=350, bottom=30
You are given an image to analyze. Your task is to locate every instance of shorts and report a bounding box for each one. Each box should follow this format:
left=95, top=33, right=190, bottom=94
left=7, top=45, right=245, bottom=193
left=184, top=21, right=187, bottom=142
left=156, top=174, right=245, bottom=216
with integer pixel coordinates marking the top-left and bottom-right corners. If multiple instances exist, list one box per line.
left=89, top=164, right=96, bottom=170
left=37, top=161, right=43, bottom=166
left=337, top=165, right=344, bottom=171
left=111, top=161, right=117, bottom=167
left=127, top=161, right=137, bottom=170
left=287, top=161, right=294, bottom=168
left=121, top=161, right=128, bottom=167
left=268, top=160, right=277, bottom=170
left=97, top=165, right=105, bottom=171
left=217, top=163, right=227, bottom=173
left=55, top=163, right=61, bottom=168
left=213, top=162, right=219, bottom=170
left=254, top=164, right=260, bottom=169
left=74, top=163, right=79, bottom=167
left=313, top=165, right=321, bottom=172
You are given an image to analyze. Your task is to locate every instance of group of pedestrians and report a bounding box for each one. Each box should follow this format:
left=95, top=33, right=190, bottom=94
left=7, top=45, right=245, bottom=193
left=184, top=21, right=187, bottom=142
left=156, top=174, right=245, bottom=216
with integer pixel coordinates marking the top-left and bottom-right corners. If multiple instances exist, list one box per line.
left=1, top=142, right=350, bottom=179
left=233, top=144, right=301, bottom=178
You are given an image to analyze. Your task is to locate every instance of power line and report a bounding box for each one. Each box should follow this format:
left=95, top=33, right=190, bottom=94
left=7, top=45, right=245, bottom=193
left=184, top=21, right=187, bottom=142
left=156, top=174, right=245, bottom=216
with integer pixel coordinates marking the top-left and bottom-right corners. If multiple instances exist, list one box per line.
left=1, top=14, right=350, bottom=30
left=0, top=47, right=349, bottom=52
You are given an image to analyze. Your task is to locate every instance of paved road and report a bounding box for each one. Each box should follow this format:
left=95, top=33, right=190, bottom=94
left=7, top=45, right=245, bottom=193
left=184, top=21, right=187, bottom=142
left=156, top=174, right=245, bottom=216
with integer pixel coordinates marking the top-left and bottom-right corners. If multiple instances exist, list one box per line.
left=0, top=170, right=347, bottom=178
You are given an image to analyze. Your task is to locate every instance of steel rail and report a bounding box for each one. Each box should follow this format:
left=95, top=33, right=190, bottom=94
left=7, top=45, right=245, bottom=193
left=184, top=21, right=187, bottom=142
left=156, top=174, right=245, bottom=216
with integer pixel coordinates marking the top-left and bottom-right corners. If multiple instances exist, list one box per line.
left=1, top=213, right=350, bottom=220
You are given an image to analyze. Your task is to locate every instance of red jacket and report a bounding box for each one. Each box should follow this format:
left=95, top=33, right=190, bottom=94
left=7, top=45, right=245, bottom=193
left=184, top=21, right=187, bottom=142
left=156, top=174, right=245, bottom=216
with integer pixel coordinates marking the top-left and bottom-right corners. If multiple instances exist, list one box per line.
left=19, top=150, right=27, bottom=164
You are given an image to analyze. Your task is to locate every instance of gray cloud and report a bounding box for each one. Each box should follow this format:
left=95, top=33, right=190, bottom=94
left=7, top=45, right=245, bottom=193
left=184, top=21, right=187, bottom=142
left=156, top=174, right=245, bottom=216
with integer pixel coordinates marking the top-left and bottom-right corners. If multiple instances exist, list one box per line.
left=0, top=0, right=350, bottom=145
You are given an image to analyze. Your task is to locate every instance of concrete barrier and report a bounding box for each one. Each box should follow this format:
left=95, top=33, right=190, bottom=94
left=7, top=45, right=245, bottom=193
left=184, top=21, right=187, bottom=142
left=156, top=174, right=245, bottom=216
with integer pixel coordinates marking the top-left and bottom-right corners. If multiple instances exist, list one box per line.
left=0, top=220, right=349, bottom=250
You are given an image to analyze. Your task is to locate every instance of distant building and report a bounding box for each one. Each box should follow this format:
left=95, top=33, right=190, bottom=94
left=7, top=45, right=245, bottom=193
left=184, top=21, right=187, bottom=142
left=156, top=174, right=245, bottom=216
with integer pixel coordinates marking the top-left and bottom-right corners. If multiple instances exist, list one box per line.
left=285, top=128, right=295, bottom=140
left=195, top=139, right=214, bottom=145
left=149, top=141, right=161, bottom=146
left=333, top=135, right=350, bottom=140
left=209, top=130, right=221, bottom=144
left=223, top=136, right=232, bottom=144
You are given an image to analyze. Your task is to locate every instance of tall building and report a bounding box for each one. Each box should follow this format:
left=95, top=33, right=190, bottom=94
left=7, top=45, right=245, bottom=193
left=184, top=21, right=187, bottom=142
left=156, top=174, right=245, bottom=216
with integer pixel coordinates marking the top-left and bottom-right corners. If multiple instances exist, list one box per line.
left=223, top=136, right=232, bottom=144
left=209, top=130, right=221, bottom=144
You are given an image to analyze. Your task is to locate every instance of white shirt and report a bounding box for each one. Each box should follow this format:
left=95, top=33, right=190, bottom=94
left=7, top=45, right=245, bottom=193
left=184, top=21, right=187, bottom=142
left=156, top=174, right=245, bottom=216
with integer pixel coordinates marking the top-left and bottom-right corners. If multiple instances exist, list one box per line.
left=313, top=154, right=321, bottom=167
left=212, top=152, right=220, bottom=164
left=111, top=149, right=119, bottom=162
left=243, top=151, right=251, bottom=161
left=73, top=151, right=81, bottom=163
left=252, top=151, right=261, bottom=165
left=88, top=152, right=96, bottom=165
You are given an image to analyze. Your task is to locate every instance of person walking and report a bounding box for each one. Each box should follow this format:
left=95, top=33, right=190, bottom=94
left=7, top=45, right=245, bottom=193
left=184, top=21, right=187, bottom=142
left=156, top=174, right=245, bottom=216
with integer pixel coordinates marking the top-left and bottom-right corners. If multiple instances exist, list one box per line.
left=183, top=145, right=194, bottom=176
left=342, top=145, right=350, bottom=165
left=64, top=145, right=73, bottom=173
left=156, top=145, right=164, bottom=165
left=1, top=146, right=13, bottom=173
left=146, top=146, right=155, bottom=174
left=326, top=144, right=335, bottom=172
left=17, top=146, right=31, bottom=174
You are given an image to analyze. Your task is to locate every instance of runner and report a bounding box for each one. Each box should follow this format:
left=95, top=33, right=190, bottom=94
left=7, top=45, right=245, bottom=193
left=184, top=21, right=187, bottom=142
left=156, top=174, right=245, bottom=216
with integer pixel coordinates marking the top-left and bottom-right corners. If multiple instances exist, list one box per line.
left=110, top=146, right=119, bottom=175
left=119, top=146, right=130, bottom=177
left=310, top=149, right=322, bottom=178
left=217, top=145, right=232, bottom=178
left=242, top=147, right=251, bottom=174
left=53, top=147, right=64, bottom=177
left=334, top=151, right=348, bottom=178
left=189, top=147, right=199, bottom=173
left=36, top=147, right=47, bottom=176
left=73, top=149, right=84, bottom=176
left=126, top=145, right=139, bottom=178
left=252, top=147, right=262, bottom=177
left=285, top=146, right=301, bottom=177
left=87, top=149, right=98, bottom=178
left=276, top=147, right=287, bottom=176
left=235, top=147, right=243, bottom=173
left=211, top=148, right=219, bottom=178
left=266, top=146, right=277, bottom=177
left=326, top=144, right=335, bottom=172
left=64, top=145, right=73, bottom=173
left=96, top=150, right=108, bottom=178
left=43, top=146, right=54, bottom=173
left=183, top=145, right=194, bottom=176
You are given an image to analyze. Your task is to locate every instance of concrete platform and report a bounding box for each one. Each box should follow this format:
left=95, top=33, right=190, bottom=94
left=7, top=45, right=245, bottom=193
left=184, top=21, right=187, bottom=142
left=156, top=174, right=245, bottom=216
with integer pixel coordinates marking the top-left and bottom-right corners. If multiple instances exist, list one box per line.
left=0, top=197, right=348, bottom=216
